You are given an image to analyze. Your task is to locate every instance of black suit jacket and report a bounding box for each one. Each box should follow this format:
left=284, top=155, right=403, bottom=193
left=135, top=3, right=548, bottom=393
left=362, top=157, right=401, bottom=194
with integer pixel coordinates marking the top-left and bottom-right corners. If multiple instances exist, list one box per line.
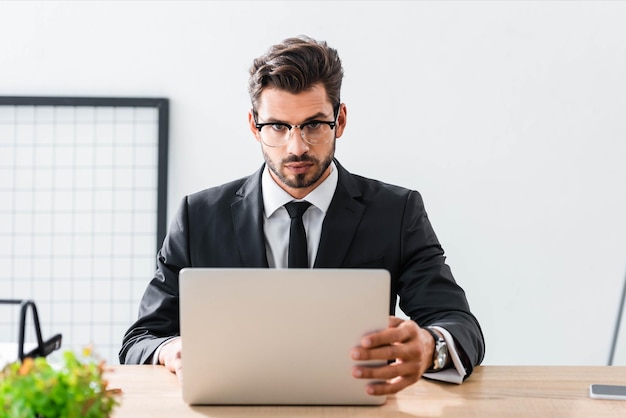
left=120, top=160, right=485, bottom=374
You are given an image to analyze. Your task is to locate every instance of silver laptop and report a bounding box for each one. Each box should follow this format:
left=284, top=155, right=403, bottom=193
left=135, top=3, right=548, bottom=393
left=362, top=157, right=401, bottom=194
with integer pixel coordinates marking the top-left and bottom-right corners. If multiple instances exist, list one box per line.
left=179, top=268, right=390, bottom=405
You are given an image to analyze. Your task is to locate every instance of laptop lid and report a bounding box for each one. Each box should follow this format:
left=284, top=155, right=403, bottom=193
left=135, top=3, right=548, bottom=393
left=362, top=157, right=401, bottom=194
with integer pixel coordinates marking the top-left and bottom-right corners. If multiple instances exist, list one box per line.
left=179, top=268, right=390, bottom=405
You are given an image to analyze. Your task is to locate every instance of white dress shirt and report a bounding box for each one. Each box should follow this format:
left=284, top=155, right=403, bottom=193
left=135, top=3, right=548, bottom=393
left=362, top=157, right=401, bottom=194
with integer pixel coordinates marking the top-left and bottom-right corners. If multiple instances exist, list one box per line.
left=261, top=162, right=338, bottom=268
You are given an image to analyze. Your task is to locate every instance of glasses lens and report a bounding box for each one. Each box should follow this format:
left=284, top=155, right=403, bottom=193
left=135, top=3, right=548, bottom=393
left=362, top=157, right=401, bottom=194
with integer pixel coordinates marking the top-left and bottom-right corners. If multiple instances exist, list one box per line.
left=301, top=123, right=332, bottom=144
left=259, top=124, right=288, bottom=147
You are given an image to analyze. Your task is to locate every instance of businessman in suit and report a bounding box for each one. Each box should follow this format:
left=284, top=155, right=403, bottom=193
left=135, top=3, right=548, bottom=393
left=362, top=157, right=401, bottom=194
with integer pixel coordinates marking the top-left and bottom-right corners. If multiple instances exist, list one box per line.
left=120, top=36, right=485, bottom=395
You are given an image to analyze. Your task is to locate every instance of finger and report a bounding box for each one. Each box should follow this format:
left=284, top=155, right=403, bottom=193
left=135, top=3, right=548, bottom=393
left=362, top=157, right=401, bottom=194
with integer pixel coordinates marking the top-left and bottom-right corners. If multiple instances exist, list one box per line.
left=354, top=334, right=421, bottom=363
left=388, top=316, right=404, bottom=327
left=174, top=358, right=183, bottom=383
left=352, top=345, right=404, bottom=360
left=366, top=375, right=418, bottom=396
left=360, top=328, right=403, bottom=349
left=361, top=320, right=417, bottom=349
left=165, top=359, right=178, bottom=373
left=353, top=361, right=420, bottom=381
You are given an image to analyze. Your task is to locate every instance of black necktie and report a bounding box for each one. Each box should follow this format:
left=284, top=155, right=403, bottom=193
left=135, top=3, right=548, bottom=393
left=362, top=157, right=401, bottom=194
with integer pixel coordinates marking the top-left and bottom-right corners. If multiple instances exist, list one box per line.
left=284, top=201, right=312, bottom=268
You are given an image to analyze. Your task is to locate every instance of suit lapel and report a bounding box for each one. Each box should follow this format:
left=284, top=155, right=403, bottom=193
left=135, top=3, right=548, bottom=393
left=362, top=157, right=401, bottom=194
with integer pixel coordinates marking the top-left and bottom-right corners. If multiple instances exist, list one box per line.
left=314, top=162, right=365, bottom=268
left=231, top=166, right=269, bottom=267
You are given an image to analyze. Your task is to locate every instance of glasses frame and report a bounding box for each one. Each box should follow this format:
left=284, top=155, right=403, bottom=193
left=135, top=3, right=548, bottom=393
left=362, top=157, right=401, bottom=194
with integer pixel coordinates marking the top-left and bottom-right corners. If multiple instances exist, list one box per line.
left=254, top=104, right=340, bottom=148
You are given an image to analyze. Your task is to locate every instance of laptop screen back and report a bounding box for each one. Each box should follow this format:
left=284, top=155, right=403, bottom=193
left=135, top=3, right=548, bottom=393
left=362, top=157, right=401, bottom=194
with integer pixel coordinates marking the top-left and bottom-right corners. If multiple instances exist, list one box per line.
left=179, top=268, right=390, bottom=405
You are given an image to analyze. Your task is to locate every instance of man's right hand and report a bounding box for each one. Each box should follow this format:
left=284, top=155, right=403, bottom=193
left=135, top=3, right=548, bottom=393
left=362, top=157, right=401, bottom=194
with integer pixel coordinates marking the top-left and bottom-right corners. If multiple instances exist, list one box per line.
left=158, top=337, right=183, bottom=381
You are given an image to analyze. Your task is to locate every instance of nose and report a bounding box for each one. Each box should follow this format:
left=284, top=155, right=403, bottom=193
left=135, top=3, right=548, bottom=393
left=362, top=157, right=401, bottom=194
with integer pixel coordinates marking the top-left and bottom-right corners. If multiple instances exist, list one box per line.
left=285, top=126, right=309, bottom=156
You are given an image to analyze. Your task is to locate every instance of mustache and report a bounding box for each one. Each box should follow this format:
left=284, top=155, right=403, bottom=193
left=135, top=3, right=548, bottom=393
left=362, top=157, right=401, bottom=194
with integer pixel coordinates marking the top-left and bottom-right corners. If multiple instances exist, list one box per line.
left=282, top=154, right=317, bottom=164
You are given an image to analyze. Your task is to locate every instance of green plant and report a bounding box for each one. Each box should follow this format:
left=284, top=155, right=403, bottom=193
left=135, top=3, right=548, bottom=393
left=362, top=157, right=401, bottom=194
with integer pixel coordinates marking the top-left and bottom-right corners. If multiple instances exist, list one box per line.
left=0, top=348, right=120, bottom=418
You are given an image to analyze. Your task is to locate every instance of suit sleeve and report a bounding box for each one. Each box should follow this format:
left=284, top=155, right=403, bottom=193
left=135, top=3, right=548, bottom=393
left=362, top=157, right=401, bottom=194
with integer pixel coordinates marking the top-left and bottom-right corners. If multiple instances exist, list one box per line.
left=118, top=197, right=191, bottom=364
left=397, top=191, right=485, bottom=376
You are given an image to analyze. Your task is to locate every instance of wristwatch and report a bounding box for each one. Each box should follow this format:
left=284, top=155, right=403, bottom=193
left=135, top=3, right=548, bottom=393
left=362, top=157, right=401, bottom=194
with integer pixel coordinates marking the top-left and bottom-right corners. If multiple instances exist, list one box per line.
left=425, top=327, right=449, bottom=371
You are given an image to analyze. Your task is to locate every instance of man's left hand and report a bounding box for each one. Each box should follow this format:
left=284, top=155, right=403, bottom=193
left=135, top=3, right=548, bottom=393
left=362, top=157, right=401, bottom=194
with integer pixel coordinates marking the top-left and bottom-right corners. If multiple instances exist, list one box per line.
left=351, top=316, right=435, bottom=395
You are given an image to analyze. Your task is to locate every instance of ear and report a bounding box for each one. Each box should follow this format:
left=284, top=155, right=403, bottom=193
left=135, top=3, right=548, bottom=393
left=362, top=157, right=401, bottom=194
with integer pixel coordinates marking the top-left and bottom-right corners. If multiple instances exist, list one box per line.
left=334, top=103, right=347, bottom=138
left=248, top=109, right=261, bottom=143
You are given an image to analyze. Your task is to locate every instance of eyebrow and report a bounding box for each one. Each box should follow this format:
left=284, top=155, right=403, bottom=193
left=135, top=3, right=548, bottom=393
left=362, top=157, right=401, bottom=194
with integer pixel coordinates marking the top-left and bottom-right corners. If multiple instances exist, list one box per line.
left=259, top=111, right=333, bottom=124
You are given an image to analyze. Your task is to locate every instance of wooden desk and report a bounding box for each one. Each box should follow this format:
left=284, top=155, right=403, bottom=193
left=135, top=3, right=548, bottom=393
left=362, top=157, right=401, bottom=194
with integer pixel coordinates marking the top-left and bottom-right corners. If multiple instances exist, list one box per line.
left=107, top=365, right=626, bottom=417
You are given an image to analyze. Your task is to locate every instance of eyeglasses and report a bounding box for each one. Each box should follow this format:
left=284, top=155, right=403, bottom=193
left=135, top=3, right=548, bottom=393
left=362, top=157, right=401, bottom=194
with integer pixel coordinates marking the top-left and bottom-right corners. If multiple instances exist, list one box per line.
left=254, top=106, right=339, bottom=147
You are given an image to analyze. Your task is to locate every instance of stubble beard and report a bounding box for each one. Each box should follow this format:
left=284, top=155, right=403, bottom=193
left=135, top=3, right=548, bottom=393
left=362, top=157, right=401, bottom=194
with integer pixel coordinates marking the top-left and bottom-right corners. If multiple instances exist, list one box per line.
left=263, top=142, right=335, bottom=190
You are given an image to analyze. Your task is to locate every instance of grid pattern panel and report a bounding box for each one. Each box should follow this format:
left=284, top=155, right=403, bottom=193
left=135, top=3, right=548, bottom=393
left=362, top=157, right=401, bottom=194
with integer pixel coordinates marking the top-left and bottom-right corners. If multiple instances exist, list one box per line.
left=0, top=100, right=167, bottom=365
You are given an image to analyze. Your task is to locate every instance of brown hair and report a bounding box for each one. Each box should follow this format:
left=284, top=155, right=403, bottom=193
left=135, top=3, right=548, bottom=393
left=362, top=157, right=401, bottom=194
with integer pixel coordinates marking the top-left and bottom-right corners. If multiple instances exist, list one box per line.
left=248, top=35, right=343, bottom=114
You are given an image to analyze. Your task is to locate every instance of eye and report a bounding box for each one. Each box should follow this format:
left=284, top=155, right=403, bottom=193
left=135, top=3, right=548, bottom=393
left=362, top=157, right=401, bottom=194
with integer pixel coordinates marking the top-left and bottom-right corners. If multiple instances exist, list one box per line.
left=270, top=123, right=290, bottom=132
left=303, top=122, right=322, bottom=131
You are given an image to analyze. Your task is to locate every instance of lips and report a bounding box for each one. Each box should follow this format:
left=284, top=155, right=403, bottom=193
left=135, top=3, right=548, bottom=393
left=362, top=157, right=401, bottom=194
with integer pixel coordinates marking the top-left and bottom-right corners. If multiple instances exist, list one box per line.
left=285, top=162, right=313, bottom=175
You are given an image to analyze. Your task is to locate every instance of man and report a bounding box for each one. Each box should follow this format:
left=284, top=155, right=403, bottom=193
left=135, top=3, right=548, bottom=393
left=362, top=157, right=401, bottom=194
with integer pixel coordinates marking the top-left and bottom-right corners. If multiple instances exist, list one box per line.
left=120, top=36, right=485, bottom=395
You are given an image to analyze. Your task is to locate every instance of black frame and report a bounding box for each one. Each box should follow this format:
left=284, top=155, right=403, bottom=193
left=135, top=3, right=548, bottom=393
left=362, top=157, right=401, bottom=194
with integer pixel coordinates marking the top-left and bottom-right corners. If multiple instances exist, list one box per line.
left=0, top=96, right=169, bottom=252
left=0, top=299, right=62, bottom=361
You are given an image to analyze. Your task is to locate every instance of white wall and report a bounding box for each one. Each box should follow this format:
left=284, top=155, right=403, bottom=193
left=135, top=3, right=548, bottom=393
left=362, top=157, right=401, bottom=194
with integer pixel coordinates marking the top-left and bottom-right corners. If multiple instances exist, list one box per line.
left=1, top=0, right=625, bottom=366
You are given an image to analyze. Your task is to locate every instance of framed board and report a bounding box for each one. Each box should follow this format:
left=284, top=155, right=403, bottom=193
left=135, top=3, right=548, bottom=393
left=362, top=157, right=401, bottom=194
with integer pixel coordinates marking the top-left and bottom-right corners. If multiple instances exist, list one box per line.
left=0, top=96, right=168, bottom=364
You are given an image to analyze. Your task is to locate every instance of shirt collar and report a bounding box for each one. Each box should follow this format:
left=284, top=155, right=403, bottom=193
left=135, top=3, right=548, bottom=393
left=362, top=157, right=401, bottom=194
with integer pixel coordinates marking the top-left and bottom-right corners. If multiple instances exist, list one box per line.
left=262, top=161, right=338, bottom=218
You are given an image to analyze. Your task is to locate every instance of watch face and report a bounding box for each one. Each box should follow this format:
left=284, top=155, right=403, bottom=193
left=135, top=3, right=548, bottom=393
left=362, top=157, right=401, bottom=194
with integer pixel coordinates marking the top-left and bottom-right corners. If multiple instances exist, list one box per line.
left=426, top=327, right=448, bottom=370
left=436, top=350, right=447, bottom=369
left=434, top=341, right=448, bottom=369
